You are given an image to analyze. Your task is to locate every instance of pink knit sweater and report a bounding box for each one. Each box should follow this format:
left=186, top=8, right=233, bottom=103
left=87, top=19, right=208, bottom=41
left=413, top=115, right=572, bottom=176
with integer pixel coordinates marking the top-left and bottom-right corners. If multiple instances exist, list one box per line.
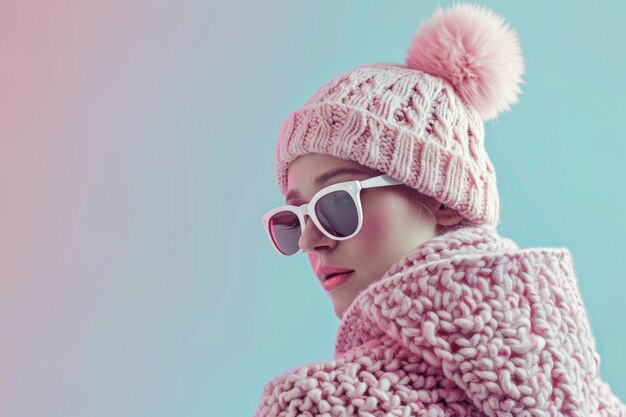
left=254, top=225, right=625, bottom=417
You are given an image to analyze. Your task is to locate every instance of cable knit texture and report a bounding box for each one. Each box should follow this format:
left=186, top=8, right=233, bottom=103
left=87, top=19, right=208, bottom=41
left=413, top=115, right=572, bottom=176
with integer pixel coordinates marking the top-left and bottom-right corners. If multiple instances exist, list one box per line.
left=254, top=226, right=626, bottom=417
left=274, top=62, right=500, bottom=227
left=274, top=3, right=528, bottom=229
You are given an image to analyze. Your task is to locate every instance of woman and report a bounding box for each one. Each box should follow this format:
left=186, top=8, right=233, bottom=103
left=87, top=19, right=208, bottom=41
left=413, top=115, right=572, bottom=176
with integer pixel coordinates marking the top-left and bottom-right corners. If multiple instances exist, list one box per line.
left=257, top=3, right=626, bottom=417
left=282, top=152, right=468, bottom=320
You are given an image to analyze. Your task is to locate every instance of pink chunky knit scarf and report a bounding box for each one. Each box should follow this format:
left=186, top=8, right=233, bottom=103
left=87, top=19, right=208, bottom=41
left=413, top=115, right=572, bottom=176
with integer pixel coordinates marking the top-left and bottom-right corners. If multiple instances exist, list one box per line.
left=254, top=225, right=625, bottom=417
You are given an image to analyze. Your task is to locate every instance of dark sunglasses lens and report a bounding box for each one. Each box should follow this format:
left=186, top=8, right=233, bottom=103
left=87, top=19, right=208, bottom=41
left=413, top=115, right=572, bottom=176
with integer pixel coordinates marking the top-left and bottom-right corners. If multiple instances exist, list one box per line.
left=268, top=210, right=301, bottom=255
left=315, top=190, right=358, bottom=238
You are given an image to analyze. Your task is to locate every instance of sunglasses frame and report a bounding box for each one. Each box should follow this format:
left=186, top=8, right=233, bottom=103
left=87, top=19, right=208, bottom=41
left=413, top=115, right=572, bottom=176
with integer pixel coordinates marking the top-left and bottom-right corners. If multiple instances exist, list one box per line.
left=261, top=174, right=407, bottom=257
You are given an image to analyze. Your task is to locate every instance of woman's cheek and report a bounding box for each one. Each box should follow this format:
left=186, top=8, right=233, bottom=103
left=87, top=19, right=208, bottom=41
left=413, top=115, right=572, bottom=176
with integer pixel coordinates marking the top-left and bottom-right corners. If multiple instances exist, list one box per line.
left=357, top=202, right=395, bottom=250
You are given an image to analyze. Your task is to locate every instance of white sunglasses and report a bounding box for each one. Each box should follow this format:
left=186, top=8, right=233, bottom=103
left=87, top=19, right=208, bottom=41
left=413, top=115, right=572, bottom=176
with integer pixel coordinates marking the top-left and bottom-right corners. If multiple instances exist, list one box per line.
left=261, top=174, right=434, bottom=256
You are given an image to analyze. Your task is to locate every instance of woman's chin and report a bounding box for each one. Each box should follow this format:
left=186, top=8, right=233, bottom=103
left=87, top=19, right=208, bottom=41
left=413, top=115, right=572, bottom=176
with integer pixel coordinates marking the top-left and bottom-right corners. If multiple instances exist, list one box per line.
left=330, top=291, right=356, bottom=320
left=333, top=303, right=346, bottom=320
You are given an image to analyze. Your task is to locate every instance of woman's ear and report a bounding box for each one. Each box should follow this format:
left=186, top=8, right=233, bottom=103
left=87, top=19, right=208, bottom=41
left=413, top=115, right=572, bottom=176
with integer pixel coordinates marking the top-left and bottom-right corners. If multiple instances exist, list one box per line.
left=435, top=203, right=464, bottom=227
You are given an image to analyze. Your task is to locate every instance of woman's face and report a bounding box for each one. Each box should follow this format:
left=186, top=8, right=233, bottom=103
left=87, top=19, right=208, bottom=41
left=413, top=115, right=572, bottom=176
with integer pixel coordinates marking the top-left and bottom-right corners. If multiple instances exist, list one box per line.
left=286, top=153, right=450, bottom=320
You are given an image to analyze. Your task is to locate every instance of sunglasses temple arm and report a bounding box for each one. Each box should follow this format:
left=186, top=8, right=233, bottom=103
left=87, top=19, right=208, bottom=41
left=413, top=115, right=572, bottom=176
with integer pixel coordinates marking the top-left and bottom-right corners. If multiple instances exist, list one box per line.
left=360, top=174, right=403, bottom=189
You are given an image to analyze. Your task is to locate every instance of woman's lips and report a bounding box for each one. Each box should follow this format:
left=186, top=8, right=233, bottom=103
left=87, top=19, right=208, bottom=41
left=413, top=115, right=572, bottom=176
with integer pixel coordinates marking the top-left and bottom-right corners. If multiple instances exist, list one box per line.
left=322, top=271, right=354, bottom=291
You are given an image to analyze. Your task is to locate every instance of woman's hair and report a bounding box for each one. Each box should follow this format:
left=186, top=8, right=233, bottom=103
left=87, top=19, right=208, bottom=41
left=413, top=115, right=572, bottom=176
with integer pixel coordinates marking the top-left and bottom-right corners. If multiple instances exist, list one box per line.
left=366, top=164, right=476, bottom=237
left=398, top=181, right=476, bottom=237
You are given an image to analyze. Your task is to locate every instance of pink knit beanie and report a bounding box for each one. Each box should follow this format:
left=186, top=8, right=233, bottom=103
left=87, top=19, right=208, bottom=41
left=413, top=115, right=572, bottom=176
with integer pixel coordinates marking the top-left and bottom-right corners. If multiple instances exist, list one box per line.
left=273, top=3, right=525, bottom=227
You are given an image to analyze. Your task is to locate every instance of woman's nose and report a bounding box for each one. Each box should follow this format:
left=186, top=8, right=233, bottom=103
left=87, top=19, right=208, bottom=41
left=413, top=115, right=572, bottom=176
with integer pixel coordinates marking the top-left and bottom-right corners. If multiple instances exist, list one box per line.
left=298, top=215, right=336, bottom=253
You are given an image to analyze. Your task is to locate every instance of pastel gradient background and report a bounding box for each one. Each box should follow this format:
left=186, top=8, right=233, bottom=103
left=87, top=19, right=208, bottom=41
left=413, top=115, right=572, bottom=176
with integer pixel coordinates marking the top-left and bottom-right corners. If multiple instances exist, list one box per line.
left=1, top=1, right=625, bottom=416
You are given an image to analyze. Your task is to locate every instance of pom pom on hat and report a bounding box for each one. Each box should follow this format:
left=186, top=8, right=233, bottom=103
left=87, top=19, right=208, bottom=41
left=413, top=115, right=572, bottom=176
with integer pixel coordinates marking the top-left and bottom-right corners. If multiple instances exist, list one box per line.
left=406, top=2, right=525, bottom=121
